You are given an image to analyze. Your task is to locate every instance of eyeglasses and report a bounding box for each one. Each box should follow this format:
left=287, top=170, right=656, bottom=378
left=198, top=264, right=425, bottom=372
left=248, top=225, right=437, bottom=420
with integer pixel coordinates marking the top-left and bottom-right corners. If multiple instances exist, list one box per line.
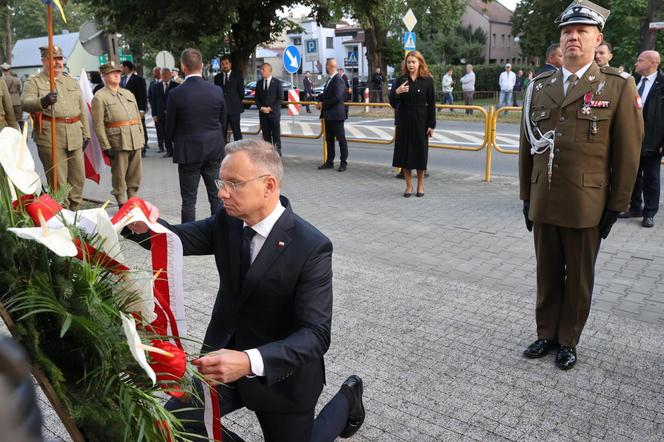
left=215, top=175, right=269, bottom=192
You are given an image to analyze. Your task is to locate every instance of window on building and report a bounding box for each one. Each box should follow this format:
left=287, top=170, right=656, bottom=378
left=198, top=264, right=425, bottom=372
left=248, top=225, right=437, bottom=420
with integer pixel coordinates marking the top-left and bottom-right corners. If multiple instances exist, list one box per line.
left=492, top=34, right=496, bottom=47
left=501, top=34, right=505, bottom=47
left=293, top=37, right=302, bottom=46
left=326, top=37, right=334, bottom=49
left=507, top=35, right=511, bottom=48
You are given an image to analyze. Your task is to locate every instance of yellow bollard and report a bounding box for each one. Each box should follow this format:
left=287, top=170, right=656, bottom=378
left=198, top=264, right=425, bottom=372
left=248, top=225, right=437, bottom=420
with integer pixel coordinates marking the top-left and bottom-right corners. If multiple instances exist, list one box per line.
left=484, top=106, right=495, bottom=182
left=321, top=119, right=328, bottom=164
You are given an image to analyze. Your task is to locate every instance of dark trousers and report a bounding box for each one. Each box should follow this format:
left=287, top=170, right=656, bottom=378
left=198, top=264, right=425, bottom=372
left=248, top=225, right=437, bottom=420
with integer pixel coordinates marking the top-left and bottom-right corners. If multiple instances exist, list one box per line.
left=324, top=119, right=348, bottom=164
left=166, top=378, right=349, bottom=442
left=178, top=159, right=221, bottom=223
left=463, top=91, right=474, bottom=115
left=533, top=223, right=601, bottom=347
left=141, top=116, right=148, bottom=148
left=303, top=92, right=312, bottom=112
left=154, top=118, right=164, bottom=150
left=226, top=113, right=243, bottom=143
left=158, top=114, right=172, bottom=154
left=260, top=112, right=281, bottom=154
left=629, top=154, right=661, bottom=217
left=371, top=89, right=383, bottom=103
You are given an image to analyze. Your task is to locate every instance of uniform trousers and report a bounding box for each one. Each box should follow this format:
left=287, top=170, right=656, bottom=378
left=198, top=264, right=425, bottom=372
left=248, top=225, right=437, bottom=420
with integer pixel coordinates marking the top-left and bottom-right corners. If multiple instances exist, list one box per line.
left=37, top=144, right=84, bottom=210
left=110, top=149, right=142, bottom=205
left=13, top=105, right=23, bottom=129
left=166, top=378, right=349, bottom=442
left=226, top=113, right=243, bottom=143
left=178, top=159, right=221, bottom=223
left=533, top=223, right=601, bottom=347
left=629, top=154, right=662, bottom=217
left=324, top=120, right=348, bottom=164
left=259, top=112, right=281, bottom=154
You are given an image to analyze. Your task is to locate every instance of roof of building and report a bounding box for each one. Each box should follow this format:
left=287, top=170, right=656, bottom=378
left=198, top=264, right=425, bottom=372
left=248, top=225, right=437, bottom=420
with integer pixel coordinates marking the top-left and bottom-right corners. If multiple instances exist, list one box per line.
left=468, top=0, right=513, bottom=24
left=11, top=32, right=80, bottom=68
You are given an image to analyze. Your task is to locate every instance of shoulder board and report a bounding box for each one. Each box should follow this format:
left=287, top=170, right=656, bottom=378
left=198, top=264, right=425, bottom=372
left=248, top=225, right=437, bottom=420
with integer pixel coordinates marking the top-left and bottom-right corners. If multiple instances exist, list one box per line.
left=533, top=69, right=556, bottom=81
left=600, top=66, right=630, bottom=80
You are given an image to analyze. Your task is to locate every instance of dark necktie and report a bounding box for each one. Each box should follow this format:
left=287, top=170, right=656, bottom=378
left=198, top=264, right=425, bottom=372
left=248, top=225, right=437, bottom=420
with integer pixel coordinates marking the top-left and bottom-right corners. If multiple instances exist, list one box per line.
left=224, top=73, right=228, bottom=86
left=638, top=78, right=647, bottom=99
left=263, top=79, right=268, bottom=93
left=121, top=76, right=126, bottom=88
left=240, top=226, right=257, bottom=286
left=565, top=74, right=578, bottom=96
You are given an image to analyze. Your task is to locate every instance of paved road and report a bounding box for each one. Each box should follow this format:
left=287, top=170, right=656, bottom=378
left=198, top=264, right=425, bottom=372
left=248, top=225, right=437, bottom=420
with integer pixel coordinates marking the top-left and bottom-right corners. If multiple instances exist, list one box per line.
left=23, top=118, right=664, bottom=441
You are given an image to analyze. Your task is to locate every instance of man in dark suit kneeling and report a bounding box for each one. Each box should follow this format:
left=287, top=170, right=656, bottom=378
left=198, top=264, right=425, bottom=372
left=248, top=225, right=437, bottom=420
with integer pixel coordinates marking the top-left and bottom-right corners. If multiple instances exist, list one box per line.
left=126, top=139, right=365, bottom=441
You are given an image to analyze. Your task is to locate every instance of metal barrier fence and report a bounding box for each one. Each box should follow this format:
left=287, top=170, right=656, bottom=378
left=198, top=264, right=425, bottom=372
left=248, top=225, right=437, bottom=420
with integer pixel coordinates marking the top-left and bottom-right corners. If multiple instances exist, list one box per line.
left=241, top=100, right=662, bottom=182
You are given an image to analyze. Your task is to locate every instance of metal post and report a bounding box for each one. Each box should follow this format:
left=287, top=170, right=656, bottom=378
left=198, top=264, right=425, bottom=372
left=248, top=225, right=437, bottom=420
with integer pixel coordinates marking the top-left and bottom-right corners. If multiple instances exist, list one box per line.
left=321, top=118, right=327, bottom=163
left=484, top=106, right=495, bottom=182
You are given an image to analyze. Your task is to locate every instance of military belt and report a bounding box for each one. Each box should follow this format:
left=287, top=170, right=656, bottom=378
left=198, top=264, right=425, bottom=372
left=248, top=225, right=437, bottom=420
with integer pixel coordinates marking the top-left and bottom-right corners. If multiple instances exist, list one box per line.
left=44, top=116, right=81, bottom=124
left=105, top=119, right=140, bottom=128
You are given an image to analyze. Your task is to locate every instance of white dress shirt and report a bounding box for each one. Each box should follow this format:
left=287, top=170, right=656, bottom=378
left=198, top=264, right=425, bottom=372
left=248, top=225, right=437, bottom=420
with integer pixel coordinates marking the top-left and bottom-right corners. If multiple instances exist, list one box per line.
left=561, top=62, right=593, bottom=95
left=638, top=71, right=658, bottom=104
left=243, top=201, right=286, bottom=377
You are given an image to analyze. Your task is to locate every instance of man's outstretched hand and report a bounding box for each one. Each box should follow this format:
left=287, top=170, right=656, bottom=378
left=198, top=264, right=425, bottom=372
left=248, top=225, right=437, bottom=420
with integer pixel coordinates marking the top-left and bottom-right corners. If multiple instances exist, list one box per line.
left=126, top=200, right=160, bottom=234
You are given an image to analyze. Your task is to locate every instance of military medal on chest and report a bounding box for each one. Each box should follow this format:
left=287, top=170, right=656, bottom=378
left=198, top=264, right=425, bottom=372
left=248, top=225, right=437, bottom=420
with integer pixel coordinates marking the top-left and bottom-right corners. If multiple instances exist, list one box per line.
left=581, top=92, right=592, bottom=115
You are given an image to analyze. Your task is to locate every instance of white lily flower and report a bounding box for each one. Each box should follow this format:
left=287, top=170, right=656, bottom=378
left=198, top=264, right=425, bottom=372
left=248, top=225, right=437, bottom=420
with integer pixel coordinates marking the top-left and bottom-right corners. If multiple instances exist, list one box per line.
left=120, top=313, right=173, bottom=385
left=121, top=270, right=157, bottom=324
left=8, top=210, right=77, bottom=257
left=0, top=127, right=41, bottom=195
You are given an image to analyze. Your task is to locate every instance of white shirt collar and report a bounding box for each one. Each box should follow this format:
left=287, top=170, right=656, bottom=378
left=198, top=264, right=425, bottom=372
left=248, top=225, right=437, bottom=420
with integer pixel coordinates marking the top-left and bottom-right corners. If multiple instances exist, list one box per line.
left=562, top=61, right=593, bottom=84
left=643, top=71, right=658, bottom=84
left=244, top=201, right=285, bottom=239
left=263, top=76, right=272, bottom=83
left=184, top=73, right=202, bottom=80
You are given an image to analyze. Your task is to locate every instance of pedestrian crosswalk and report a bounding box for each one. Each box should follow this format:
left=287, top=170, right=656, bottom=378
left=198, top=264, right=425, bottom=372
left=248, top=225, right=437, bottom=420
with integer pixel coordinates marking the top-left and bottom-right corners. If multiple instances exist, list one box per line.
left=144, top=116, right=520, bottom=149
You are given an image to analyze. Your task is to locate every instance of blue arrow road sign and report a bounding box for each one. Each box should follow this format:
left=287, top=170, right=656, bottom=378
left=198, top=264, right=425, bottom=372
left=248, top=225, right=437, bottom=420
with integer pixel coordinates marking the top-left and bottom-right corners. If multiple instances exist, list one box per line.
left=283, top=45, right=301, bottom=74
left=404, top=32, right=416, bottom=51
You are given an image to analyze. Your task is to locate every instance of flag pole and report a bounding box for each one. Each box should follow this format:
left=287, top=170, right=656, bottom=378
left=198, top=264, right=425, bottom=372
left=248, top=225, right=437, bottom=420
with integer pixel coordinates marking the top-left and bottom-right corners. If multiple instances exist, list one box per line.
left=47, top=4, right=58, bottom=192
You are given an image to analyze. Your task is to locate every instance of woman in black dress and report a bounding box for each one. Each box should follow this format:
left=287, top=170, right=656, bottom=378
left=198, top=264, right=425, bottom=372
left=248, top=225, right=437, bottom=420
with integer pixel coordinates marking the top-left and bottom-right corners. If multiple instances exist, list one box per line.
left=389, top=50, right=436, bottom=197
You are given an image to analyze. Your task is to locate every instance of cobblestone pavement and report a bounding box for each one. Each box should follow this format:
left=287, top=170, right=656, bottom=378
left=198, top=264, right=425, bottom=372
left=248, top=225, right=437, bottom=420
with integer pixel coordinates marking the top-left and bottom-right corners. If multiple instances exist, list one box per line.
left=25, top=137, right=664, bottom=440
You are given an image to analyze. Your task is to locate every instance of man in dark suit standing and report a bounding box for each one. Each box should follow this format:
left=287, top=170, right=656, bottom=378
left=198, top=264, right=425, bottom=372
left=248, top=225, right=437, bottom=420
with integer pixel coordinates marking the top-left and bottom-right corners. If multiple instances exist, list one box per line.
left=126, top=139, right=365, bottom=441
left=317, top=58, right=349, bottom=172
left=619, top=50, right=663, bottom=227
left=167, top=48, right=226, bottom=223
left=214, top=55, right=244, bottom=143
left=152, top=67, right=178, bottom=158
left=255, top=63, right=283, bottom=155
left=536, top=43, right=563, bottom=75
left=147, top=67, right=163, bottom=152
left=303, top=70, right=314, bottom=113
left=120, top=61, right=149, bottom=157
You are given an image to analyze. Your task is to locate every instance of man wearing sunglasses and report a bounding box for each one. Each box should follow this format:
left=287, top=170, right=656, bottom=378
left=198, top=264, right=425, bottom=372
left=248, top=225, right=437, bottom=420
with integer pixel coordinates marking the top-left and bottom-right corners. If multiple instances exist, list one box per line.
left=126, top=139, right=365, bottom=441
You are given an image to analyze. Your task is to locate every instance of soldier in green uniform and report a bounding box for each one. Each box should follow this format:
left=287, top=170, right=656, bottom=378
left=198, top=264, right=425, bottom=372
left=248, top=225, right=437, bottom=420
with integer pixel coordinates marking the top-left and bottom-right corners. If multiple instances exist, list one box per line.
left=519, top=0, right=643, bottom=370
left=21, top=46, right=90, bottom=210
left=91, top=62, right=144, bottom=206
left=0, top=63, right=20, bottom=130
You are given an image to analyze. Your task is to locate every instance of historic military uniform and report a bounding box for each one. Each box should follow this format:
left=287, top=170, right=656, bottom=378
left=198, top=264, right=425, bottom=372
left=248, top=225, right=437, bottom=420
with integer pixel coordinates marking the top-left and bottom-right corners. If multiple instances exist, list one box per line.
left=519, top=0, right=643, bottom=369
left=1, top=63, right=22, bottom=130
left=91, top=62, right=144, bottom=205
left=21, top=46, right=90, bottom=210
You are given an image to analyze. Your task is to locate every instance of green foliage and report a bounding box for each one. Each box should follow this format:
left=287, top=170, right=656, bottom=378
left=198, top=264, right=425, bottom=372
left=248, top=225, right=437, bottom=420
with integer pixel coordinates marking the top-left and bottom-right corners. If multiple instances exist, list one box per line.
left=0, top=166, right=197, bottom=441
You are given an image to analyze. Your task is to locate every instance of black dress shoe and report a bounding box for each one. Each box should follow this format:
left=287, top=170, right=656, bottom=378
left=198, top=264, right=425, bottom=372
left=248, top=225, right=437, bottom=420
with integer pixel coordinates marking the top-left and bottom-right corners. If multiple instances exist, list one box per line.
left=556, top=346, right=577, bottom=370
left=318, top=162, right=334, bottom=170
left=338, top=163, right=347, bottom=172
left=523, top=339, right=558, bottom=358
left=643, top=216, right=654, bottom=228
left=416, top=192, right=424, bottom=198
left=163, top=153, right=173, bottom=158
left=340, top=375, right=365, bottom=438
left=403, top=192, right=412, bottom=198
left=618, top=209, right=642, bottom=218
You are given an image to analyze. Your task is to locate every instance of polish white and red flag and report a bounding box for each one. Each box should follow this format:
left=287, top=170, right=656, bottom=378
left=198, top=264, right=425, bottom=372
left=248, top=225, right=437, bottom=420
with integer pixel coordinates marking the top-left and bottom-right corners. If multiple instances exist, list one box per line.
left=79, top=69, right=109, bottom=183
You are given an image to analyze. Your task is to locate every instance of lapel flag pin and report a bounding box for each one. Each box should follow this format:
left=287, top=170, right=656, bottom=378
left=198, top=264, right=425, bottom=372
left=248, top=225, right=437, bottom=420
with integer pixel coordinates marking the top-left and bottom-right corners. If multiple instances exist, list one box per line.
left=277, top=241, right=285, bottom=248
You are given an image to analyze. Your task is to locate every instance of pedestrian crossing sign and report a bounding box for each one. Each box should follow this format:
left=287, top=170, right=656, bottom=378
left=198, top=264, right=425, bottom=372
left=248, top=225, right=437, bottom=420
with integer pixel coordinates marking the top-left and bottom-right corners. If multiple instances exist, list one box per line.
left=404, top=32, right=416, bottom=51
left=211, top=57, right=220, bottom=71
left=346, top=51, right=358, bottom=66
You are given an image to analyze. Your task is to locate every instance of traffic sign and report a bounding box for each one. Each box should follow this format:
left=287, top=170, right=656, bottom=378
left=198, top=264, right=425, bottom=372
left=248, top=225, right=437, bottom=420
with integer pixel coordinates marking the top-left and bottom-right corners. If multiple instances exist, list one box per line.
left=345, top=51, right=358, bottom=67
left=211, top=57, right=220, bottom=71
left=155, top=50, right=175, bottom=69
left=119, top=54, right=133, bottom=62
left=283, top=45, right=301, bottom=74
left=402, top=9, right=417, bottom=32
left=97, top=54, right=109, bottom=65
left=305, top=39, right=318, bottom=62
left=650, top=21, right=664, bottom=30
left=404, top=32, right=417, bottom=51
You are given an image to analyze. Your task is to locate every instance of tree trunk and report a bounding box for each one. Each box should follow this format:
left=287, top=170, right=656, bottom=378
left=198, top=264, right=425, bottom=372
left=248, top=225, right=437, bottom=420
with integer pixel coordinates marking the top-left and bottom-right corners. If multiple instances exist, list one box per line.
left=365, top=18, right=387, bottom=78
left=640, top=0, right=662, bottom=52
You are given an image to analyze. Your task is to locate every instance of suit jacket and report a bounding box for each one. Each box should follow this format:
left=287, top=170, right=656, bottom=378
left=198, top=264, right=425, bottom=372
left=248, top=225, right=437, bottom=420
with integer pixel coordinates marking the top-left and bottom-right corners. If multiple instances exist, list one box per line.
left=214, top=70, right=245, bottom=116
left=519, top=63, right=643, bottom=228
left=151, top=80, right=178, bottom=118
left=122, top=73, right=147, bottom=112
left=303, top=77, right=314, bottom=94
left=318, top=74, right=347, bottom=121
left=638, top=70, right=664, bottom=156
left=255, top=77, right=282, bottom=116
left=166, top=76, right=226, bottom=164
left=132, top=196, right=332, bottom=412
